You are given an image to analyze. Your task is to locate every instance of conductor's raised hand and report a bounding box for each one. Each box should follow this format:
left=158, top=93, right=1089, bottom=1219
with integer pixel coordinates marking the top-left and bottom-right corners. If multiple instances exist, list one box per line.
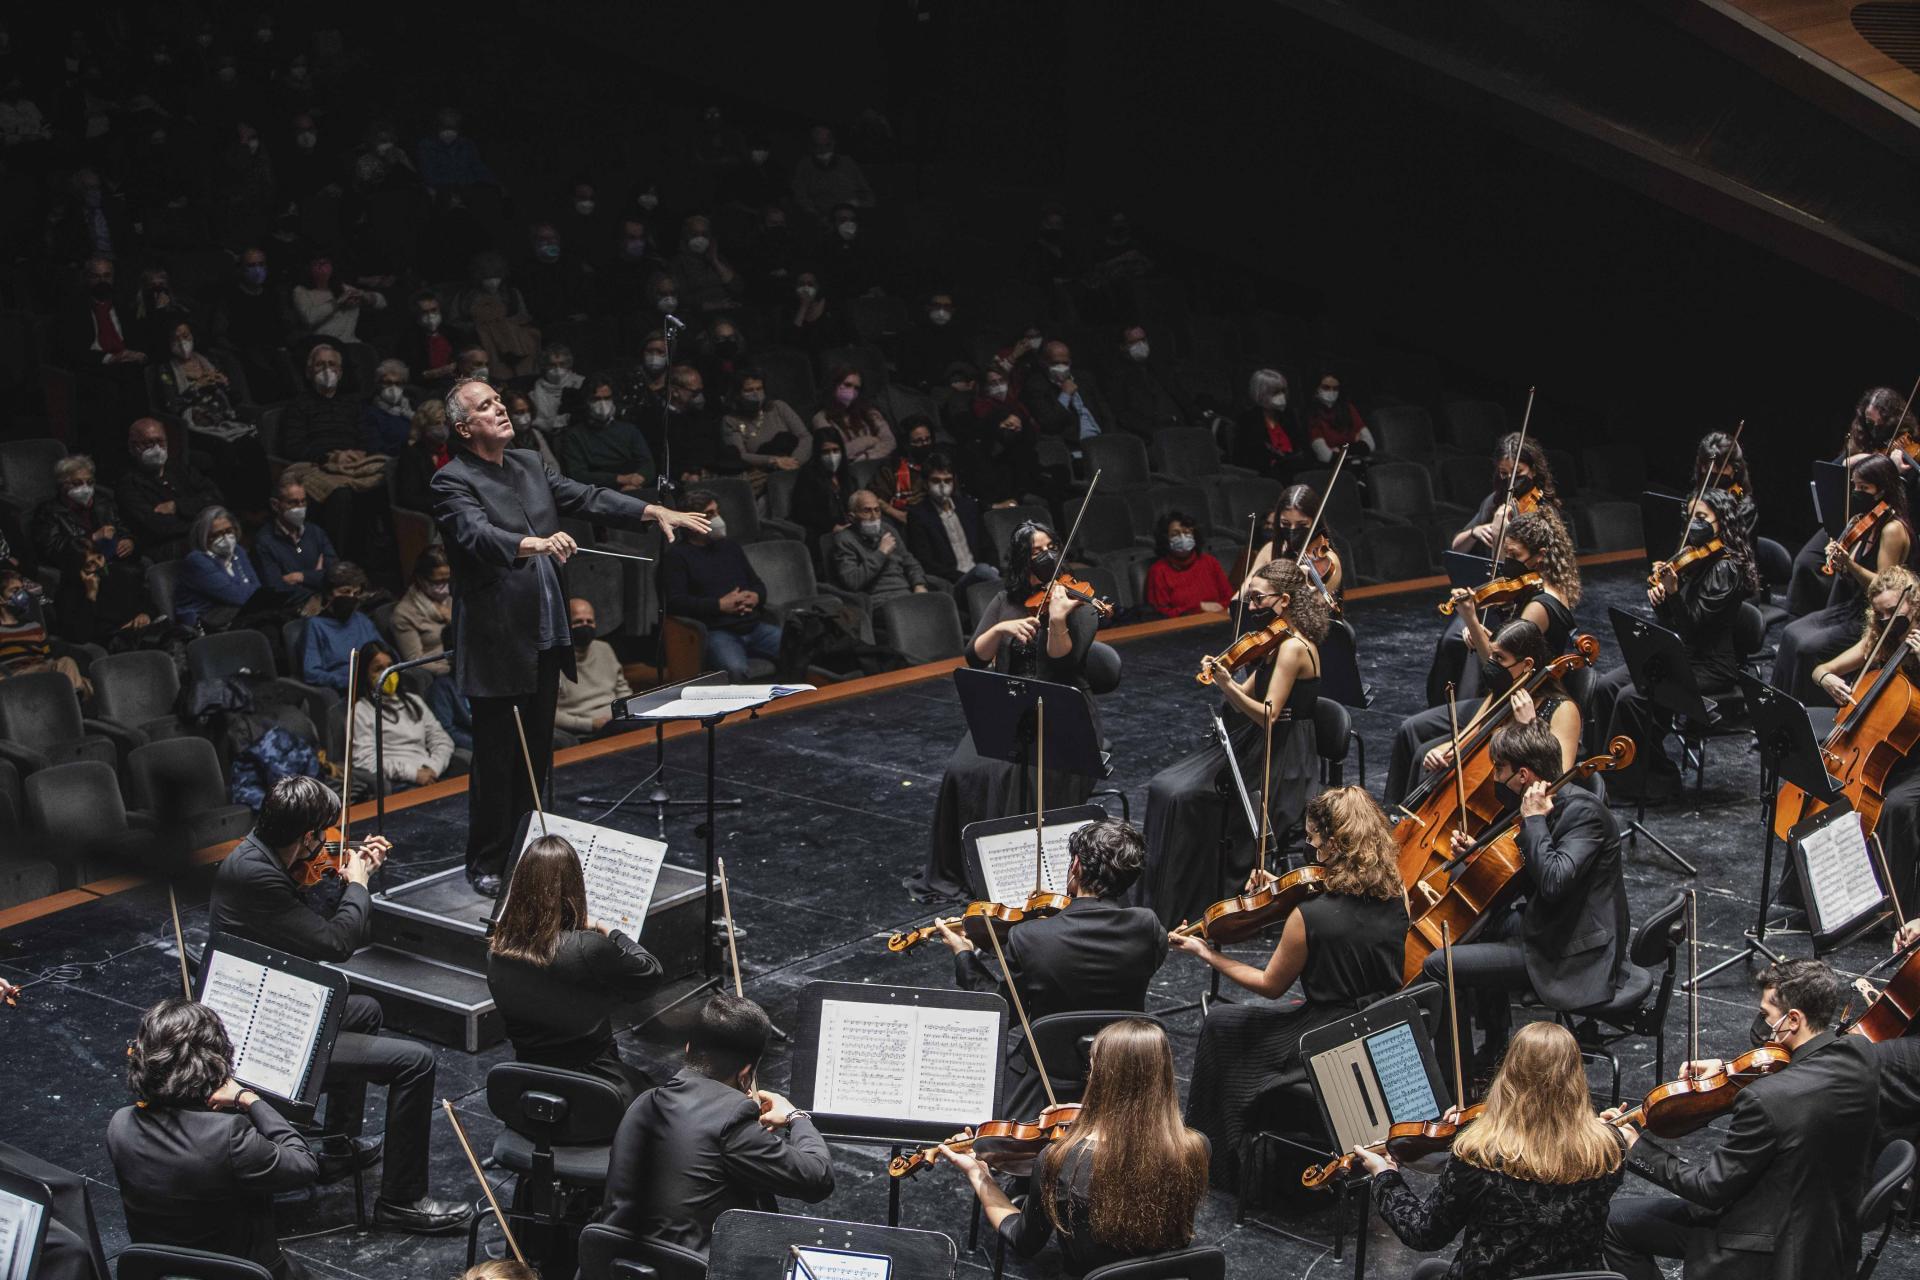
left=647, top=506, right=711, bottom=543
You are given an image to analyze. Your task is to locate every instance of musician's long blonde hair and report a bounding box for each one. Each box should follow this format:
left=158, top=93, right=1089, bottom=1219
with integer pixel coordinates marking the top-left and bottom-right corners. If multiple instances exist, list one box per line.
left=1860, top=565, right=1920, bottom=655
left=1452, top=1022, right=1623, bottom=1184
left=1304, top=786, right=1403, bottom=903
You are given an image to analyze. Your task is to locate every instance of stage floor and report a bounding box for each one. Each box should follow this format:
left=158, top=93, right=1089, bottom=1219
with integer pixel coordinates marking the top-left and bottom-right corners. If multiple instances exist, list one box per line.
left=2, top=565, right=1913, bottom=1279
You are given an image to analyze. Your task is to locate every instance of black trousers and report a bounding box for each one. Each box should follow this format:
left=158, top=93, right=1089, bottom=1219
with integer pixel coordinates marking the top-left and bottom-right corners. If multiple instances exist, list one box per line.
left=1419, top=906, right=1528, bottom=1063
left=1787, top=527, right=1831, bottom=618
left=1604, top=1194, right=1703, bottom=1280
left=466, top=647, right=563, bottom=874
left=322, top=994, right=436, bottom=1204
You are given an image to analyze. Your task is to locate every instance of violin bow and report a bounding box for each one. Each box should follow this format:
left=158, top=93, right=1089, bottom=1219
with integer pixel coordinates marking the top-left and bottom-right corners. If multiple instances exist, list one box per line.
left=1034, top=468, right=1103, bottom=608
left=1445, top=682, right=1469, bottom=847
left=1257, top=701, right=1274, bottom=876
left=1232, top=510, right=1257, bottom=638
left=1870, top=832, right=1908, bottom=927
left=984, top=915, right=1058, bottom=1110
left=1485, top=386, right=1536, bottom=582
left=511, top=705, right=548, bottom=837
left=1293, top=447, right=1346, bottom=607
left=339, top=648, right=357, bottom=849
left=1686, top=889, right=1699, bottom=1051
left=717, top=856, right=744, bottom=997
left=166, top=883, right=192, bottom=998
left=1032, top=696, right=1047, bottom=897
left=1673, top=421, right=1744, bottom=564
left=441, top=1098, right=528, bottom=1266
left=1443, top=922, right=1463, bottom=1110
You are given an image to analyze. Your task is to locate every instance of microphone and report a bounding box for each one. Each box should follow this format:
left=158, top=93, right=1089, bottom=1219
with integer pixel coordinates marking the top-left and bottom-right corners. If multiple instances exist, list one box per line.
left=662, top=313, right=687, bottom=335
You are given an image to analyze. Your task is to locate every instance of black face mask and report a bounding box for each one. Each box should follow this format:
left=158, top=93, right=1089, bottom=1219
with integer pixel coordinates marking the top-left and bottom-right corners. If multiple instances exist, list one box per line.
left=328, top=596, right=358, bottom=622
left=1685, top=518, right=1715, bottom=548
left=908, top=444, right=931, bottom=462
left=1855, top=488, right=1878, bottom=505
left=1028, top=548, right=1059, bottom=579
left=1277, top=526, right=1307, bottom=554
left=1493, top=777, right=1523, bottom=811
left=571, top=624, right=596, bottom=650
left=1507, top=473, right=1536, bottom=498
left=1480, top=660, right=1513, bottom=695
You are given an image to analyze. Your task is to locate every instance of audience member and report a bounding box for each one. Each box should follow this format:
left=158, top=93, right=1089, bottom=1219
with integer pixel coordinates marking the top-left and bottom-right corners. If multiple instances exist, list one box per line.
left=1233, top=368, right=1305, bottom=479
left=32, top=454, right=134, bottom=570
left=874, top=416, right=936, bottom=523
left=503, top=388, right=563, bottom=472
left=212, top=246, right=292, bottom=402
left=693, top=317, right=751, bottom=393
left=152, top=316, right=271, bottom=509
left=253, top=478, right=336, bottom=606
left=557, top=373, right=654, bottom=495
left=391, top=547, right=469, bottom=748
left=351, top=641, right=457, bottom=791
left=906, top=453, right=999, bottom=590
left=1025, top=339, right=1115, bottom=441
left=1106, top=324, right=1193, bottom=435
left=59, top=256, right=149, bottom=441
left=519, top=222, right=595, bottom=329
left=821, top=202, right=883, bottom=298
left=812, top=365, right=895, bottom=464
left=662, top=363, right=721, bottom=483
left=659, top=493, right=783, bottom=680
left=54, top=545, right=157, bottom=651
left=556, top=597, right=634, bottom=738
left=1145, top=511, right=1232, bottom=617
left=117, top=418, right=221, bottom=560
left=784, top=268, right=847, bottom=354
left=175, top=505, right=287, bottom=630
left=899, top=290, right=968, bottom=390
left=0, top=568, right=88, bottom=696
left=1303, top=366, right=1375, bottom=461
left=290, top=252, right=385, bottom=344
left=719, top=368, right=811, bottom=497
left=451, top=250, right=540, bottom=378
left=526, top=341, right=585, bottom=431
left=830, top=490, right=931, bottom=603
left=302, top=562, right=380, bottom=690
left=280, top=343, right=389, bottom=560
left=959, top=365, right=1041, bottom=506
left=791, top=124, right=875, bottom=220
left=416, top=107, right=497, bottom=191
left=617, top=330, right=673, bottom=427
left=669, top=214, right=745, bottom=314
left=397, top=291, right=458, bottom=388
left=791, top=425, right=854, bottom=546
left=360, top=358, right=416, bottom=455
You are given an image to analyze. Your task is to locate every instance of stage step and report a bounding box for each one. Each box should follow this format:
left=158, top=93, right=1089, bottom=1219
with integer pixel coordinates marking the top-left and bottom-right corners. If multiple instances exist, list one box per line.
left=331, top=946, right=502, bottom=1053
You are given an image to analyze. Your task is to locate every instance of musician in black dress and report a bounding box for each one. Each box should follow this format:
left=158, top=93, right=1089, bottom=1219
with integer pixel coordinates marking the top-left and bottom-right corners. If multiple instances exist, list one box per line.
left=1432, top=507, right=1581, bottom=712
left=1388, top=618, right=1582, bottom=808
left=1245, top=483, right=1344, bottom=605
left=1809, top=564, right=1920, bottom=906
left=1786, top=387, right=1906, bottom=617
left=1357, top=1021, right=1628, bottom=1280
left=1172, top=786, right=1408, bottom=1189
left=1589, top=486, right=1757, bottom=803
left=486, top=834, right=664, bottom=1105
left=1134, top=558, right=1325, bottom=929
left=1776, top=452, right=1913, bottom=702
left=1693, top=428, right=1758, bottom=542
left=911, top=521, right=1099, bottom=901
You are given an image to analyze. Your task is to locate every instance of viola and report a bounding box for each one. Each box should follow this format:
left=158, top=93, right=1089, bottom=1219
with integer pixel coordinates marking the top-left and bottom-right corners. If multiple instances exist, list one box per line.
left=1623, top=1047, right=1792, bottom=1138
left=1822, top=500, right=1891, bottom=577
left=886, top=893, right=1073, bottom=953
left=1300, top=1105, right=1488, bottom=1189
left=1025, top=573, right=1113, bottom=619
left=1648, top=538, right=1723, bottom=590
left=1195, top=616, right=1298, bottom=686
left=1436, top=571, right=1543, bottom=617
left=888, top=1102, right=1081, bottom=1179
left=1842, top=936, right=1920, bottom=1042
left=1774, top=611, right=1920, bottom=841
left=1172, top=865, right=1327, bottom=947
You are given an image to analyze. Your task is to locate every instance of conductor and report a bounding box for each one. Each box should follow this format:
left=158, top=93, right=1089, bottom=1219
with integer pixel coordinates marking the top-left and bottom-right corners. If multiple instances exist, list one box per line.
left=433, top=377, right=708, bottom=895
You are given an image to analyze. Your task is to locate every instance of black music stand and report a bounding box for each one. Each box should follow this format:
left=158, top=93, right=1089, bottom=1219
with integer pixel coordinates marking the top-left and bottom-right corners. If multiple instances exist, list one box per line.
left=953, top=668, right=1106, bottom=787
left=196, top=934, right=352, bottom=1124
left=577, top=671, right=745, bottom=834
left=0, top=1168, right=51, bottom=1280
left=1638, top=491, right=1687, bottom=574
left=1608, top=606, right=1704, bottom=876
left=710, top=1210, right=957, bottom=1279
left=1813, top=459, right=1850, bottom=536
left=1786, top=798, right=1893, bottom=955
left=1694, top=675, right=1834, bottom=987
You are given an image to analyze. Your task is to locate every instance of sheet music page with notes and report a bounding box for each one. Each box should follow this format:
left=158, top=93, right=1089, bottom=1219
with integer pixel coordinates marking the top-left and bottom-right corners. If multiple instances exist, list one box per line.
left=200, top=950, right=330, bottom=1102
left=0, top=1186, right=42, bottom=1280
left=1799, top=809, right=1885, bottom=934
left=973, top=819, right=1087, bottom=906
left=520, top=814, right=667, bottom=935
left=1366, top=1023, right=1442, bottom=1122
left=811, top=999, right=1000, bottom=1127
left=786, top=1248, right=892, bottom=1280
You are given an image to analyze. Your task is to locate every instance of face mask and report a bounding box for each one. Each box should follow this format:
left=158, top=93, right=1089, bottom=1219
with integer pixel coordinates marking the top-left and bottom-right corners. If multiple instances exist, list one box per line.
left=1029, top=549, right=1060, bottom=578
left=482, top=276, right=505, bottom=293
left=67, top=483, right=95, bottom=505
left=211, top=532, right=237, bottom=558
left=1481, top=660, right=1514, bottom=696
left=419, top=311, right=442, bottom=331
left=243, top=263, right=268, bottom=285
left=1685, top=518, right=1715, bottom=548
left=217, top=66, right=236, bottom=83
left=376, top=140, right=395, bottom=156
left=688, top=392, right=706, bottom=411
left=589, top=399, right=616, bottom=421
left=1763, top=1011, right=1793, bottom=1045
left=380, top=385, right=406, bottom=406
left=750, top=148, right=769, bottom=164
left=1509, top=473, right=1537, bottom=497
left=638, top=193, right=660, bottom=211
left=470, top=366, right=491, bottom=383
left=425, top=581, right=451, bottom=600
left=171, top=339, right=194, bottom=360
left=1316, top=388, right=1340, bottom=407
left=858, top=518, right=884, bottom=538
left=4, top=588, right=28, bottom=610
left=574, top=199, right=596, bottom=216
left=1047, top=362, right=1071, bottom=381
left=835, top=385, right=860, bottom=407
left=686, top=235, right=710, bottom=254
left=909, top=441, right=932, bottom=458
left=656, top=294, right=678, bottom=313
left=139, top=445, right=167, bottom=470
left=314, top=368, right=339, bottom=390
left=739, top=391, right=764, bottom=409
left=571, top=624, right=597, bottom=649
left=296, top=131, right=316, bottom=149
left=282, top=505, right=307, bottom=530
left=819, top=451, right=842, bottom=473
left=836, top=220, right=858, bottom=241
left=329, top=596, right=358, bottom=621
left=1855, top=488, right=1877, bottom=504
left=245, top=138, right=260, bottom=153
left=1269, top=393, right=1289, bottom=411
left=795, top=284, right=819, bottom=301
left=1493, top=777, right=1522, bottom=811
left=987, top=382, right=1009, bottom=401
left=705, top=515, right=728, bottom=540
left=535, top=242, right=560, bottom=261
left=1168, top=533, right=1196, bottom=555
left=509, top=412, right=531, bottom=430
left=929, top=308, right=952, bottom=326
left=1127, top=341, right=1150, bottom=362
left=930, top=481, right=954, bottom=500
left=438, top=128, right=459, bottom=144
left=544, top=366, right=568, bottom=384
left=643, top=353, right=668, bottom=373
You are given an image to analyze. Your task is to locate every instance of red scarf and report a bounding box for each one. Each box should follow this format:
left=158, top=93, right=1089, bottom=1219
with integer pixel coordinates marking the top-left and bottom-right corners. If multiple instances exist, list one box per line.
left=92, top=299, right=125, bottom=354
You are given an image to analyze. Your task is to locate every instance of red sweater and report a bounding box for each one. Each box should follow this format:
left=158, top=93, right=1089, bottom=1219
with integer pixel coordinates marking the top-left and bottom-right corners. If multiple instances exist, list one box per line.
left=1145, top=552, right=1232, bottom=618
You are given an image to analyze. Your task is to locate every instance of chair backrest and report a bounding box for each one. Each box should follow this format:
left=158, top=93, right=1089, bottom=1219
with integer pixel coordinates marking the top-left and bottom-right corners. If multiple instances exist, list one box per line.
left=25, top=761, right=128, bottom=855
left=963, top=577, right=1003, bottom=629
left=281, top=617, right=312, bottom=681
left=0, top=437, right=66, bottom=509
left=756, top=347, right=817, bottom=411
left=127, top=736, right=230, bottom=819
left=188, top=629, right=279, bottom=685
left=1293, top=466, right=1363, bottom=532
left=254, top=404, right=286, bottom=460
left=874, top=592, right=965, bottom=665
left=92, top=650, right=183, bottom=728
left=1371, top=404, right=1438, bottom=462
left=1086, top=641, right=1122, bottom=695
left=1438, top=453, right=1491, bottom=507
left=1218, top=477, right=1282, bottom=535
left=1143, top=484, right=1211, bottom=534
left=1149, top=426, right=1223, bottom=480
left=1082, top=1244, right=1227, bottom=1280
left=116, top=1243, right=275, bottom=1280
left=1081, top=434, right=1152, bottom=486
left=576, top=1222, right=708, bottom=1280
left=695, top=475, right=766, bottom=542
left=1733, top=601, right=1765, bottom=658
left=1562, top=664, right=1598, bottom=726
left=981, top=502, right=1052, bottom=556
left=1313, top=697, right=1351, bottom=765
left=1366, top=461, right=1437, bottom=517
left=144, top=559, right=182, bottom=619
left=1029, top=1011, right=1169, bottom=1102
left=1755, top=536, right=1793, bottom=588
left=764, top=466, right=800, bottom=521
left=568, top=550, right=628, bottom=635
left=486, top=1062, right=628, bottom=1148
left=1860, top=1138, right=1916, bottom=1231
left=1064, top=493, right=1139, bottom=555
left=1580, top=500, right=1644, bottom=552
left=1357, top=525, right=1434, bottom=582
left=1630, top=891, right=1689, bottom=972
left=743, top=537, right=822, bottom=608
left=1442, top=399, right=1506, bottom=454
left=1581, top=445, right=1644, bottom=497
left=0, top=669, right=87, bottom=753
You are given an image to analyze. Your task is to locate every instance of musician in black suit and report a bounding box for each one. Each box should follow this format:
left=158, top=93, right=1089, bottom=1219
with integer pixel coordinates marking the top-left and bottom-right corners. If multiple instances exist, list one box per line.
left=1604, top=958, right=1881, bottom=1280
left=207, top=776, right=472, bottom=1236
left=430, top=376, right=707, bottom=895
left=937, top=818, right=1168, bottom=1115
left=106, top=998, right=319, bottom=1279
left=1422, top=719, right=1629, bottom=1070
left=600, top=994, right=834, bottom=1255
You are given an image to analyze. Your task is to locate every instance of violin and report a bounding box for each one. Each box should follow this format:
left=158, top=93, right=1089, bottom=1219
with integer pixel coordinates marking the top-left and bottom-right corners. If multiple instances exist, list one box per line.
left=886, top=893, right=1073, bottom=953
left=1822, top=500, right=1891, bottom=577
left=1024, top=573, right=1113, bottom=619
left=1173, top=866, right=1326, bottom=946
left=1648, top=538, right=1723, bottom=590
left=1436, top=571, right=1543, bottom=617
left=1300, top=1105, right=1488, bottom=1189
left=295, top=828, right=352, bottom=888
left=1195, top=616, right=1297, bottom=686
left=1508, top=488, right=1541, bottom=516
left=888, top=1102, right=1081, bottom=1179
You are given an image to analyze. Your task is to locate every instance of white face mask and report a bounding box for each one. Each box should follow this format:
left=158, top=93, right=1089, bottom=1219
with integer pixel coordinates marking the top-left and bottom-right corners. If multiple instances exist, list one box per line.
left=282, top=505, right=307, bottom=529
left=589, top=399, right=616, bottom=421
left=638, top=193, right=660, bottom=211
left=314, top=368, right=340, bottom=390
left=929, top=481, right=954, bottom=500
left=481, top=275, right=503, bottom=292
left=138, top=445, right=167, bottom=470
left=858, top=518, right=884, bottom=538
left=1270, top=392, right=1288, bottom=411
left=379, top=384, right=406, bottom=406
left=795, top=284, right=817, bottom=301
left=642, top=353, right=668, bottom=373
left=419, top=311, right=442, bottom=331
left=686, top=235, right=710, bottom=254
left=1127, top=341, right=1150, bottom=362
left=509, top=412, right=531, bottom=430
left=819, top=451, right=842, bottom=472
left=296, top=130, right=317, bottom=149
left=750, top=149, right=769, bottom=165
left=211, top=533, right=237, bottom=558
left=1168, top=533, right=1196, bottom=554
left=656, top=294, right=678, bottom=313
left=470, top=367, right=491, bottom=383
left=172, top=338, right=194, bottom=360
left=574, top=199, right=595, bottom=215
left=543, top=367, right=568, bottom=384
left=438, top=128, right=458, bottom=144
left=1047, top=362, right=1071, bottom=381
left=1317, top=388, right=1339, bottom=407
left=836, top=220, right=858, bottom=241
left=67, top=483, right=95, bottom=505
left=987, top=382, right=1009, bottom=401
left=929, top=308, right=952, bottom=326
left=705, top=515, right=728, bottom=540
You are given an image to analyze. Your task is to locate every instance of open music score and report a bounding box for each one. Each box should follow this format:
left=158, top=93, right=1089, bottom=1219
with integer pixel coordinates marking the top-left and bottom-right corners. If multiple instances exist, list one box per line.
left=1791, top=804, right=1890, bottom=947
left=810, top=999, right=1000, bottom=1129
left=513, top=813, right=667, bottom=935
left=199, top=949, right=335, bottom=1104
left=785, top=1246, right=893, bottom=1280
left=971, top=819, right=1085, bottom=905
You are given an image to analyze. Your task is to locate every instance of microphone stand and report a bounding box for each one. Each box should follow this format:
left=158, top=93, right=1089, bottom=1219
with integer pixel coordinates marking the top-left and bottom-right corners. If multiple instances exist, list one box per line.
left=657, top=312, right=685, bottom=505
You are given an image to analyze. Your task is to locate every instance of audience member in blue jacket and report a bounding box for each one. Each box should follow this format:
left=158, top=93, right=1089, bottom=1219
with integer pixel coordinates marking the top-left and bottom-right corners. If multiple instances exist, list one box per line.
left=303, top=561, right=381, bottom=689
left=251, top=478, right=337, bottom=604
left=175, top=506, right=265, bottom=628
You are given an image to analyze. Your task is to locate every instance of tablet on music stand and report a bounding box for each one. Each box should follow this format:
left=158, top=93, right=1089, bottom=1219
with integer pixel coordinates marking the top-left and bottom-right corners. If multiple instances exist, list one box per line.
left=1299, top=993, right=1449, bottom=1159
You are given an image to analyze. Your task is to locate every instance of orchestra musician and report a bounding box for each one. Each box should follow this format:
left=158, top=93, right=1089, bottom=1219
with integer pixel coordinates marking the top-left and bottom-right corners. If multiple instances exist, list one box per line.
left=1774, top=453, right=1913, bottom=703
left=1692, top=429, right=1757, bottom=541
left=1387, top=618, right=1580, bottom=809
left=1432, top=508, right=1582, bottom=709
left=1808, top=564, right=1920, bottom=903
left=1786, top=387, right=1908, bottom=618
left=1171, top=786, right=1408, bottom=1190
left=1589, top=486, right=1758, bottom=803
left=911, top=521, right=1099, bottom=902
left=600, top=993, right=834, bottom=1255
left=1134, top=559, right=1326, bottom=928
left=486, top=834, right=665, bottom=1106
left=1245, top=483, right=1344, bottom=605
left=107, top=998, right=319, bottom=1279
left=935, top=818, right=1167, bottom=1115
left=1863, top=916, right=1920, bottom=1141
left=1355, top=1022, right=1628, bottom=1280
left=207, top=776, right=473, bottom=1235
left=932, top=1019, right=1210, bottom=1278
left=1604, top=959, right=1880, bottom=1280
left=1426, top=720, right=1628, bottom=1073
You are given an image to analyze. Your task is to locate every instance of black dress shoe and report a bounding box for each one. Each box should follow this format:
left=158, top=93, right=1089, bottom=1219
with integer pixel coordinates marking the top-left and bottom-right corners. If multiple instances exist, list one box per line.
left=466, top=870, right=502, bottom=898
left=315, top=1135, right=383, bottom=1182
left=372, top=1195, right=474, bottom=1235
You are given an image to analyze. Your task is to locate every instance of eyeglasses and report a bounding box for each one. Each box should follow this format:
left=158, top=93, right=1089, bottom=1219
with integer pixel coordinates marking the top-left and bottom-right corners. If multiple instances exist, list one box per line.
left=851, top=506, right=884, bottom=517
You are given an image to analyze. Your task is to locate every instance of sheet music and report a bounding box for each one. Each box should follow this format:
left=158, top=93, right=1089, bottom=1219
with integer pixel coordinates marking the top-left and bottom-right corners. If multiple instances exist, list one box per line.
left=812, top=999, right=1000, bottom=1126
left=200, top=950, right=330, bottom=1101
left=636, top=694, right=765, bottom=718
left=520, top=814, right=667, bottom=935
left=684, top=683, right=813, bottom=700
left=973, top=819, right=1086, bottom=906
left=1799, top=809, right=1886, bottom=934
left=788, top=1247, right=892, bottom=1280
left=1366, top=1023, right=1442, bottom=1122
left=0, top=1188, right=43, bottom=1280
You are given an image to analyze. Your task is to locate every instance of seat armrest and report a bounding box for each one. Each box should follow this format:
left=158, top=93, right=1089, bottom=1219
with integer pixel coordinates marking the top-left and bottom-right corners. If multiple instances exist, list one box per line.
left=84, top=717, right=150, bottom=757
left=0, top=741, right=49, bottom=774
left=761, top=516, right=806, bottom=541
left=266, top=676, right=341, bottom=726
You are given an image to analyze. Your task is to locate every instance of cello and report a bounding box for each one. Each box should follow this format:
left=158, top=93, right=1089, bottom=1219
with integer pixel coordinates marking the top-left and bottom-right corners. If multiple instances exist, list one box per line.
left=1401, top=736, right=1635, bottom=985
left=1773, top=598, right=1920, bottom=840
